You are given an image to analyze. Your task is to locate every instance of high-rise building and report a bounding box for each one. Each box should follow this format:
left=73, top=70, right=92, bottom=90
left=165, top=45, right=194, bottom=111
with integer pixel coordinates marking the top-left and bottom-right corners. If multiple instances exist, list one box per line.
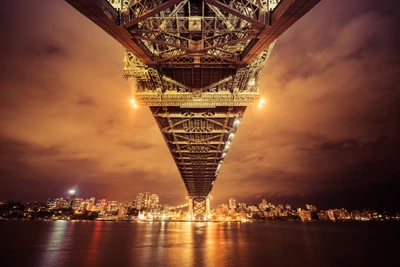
left=142, top=192, right=150, bottom=209
left=149, top=194, right=159, bottom=208
left=81, top=199, right=89, bottom=210
left=135, top=193, right=143, bottom=210
left=87, top=197, right=95, bottom=211
left=135, top=192, right=159, bottom=210
left=100, top=199, right=107, bottom=212
left=229, top=198, right=237, bottom=209
left=72, top=198, right=83, bottom=210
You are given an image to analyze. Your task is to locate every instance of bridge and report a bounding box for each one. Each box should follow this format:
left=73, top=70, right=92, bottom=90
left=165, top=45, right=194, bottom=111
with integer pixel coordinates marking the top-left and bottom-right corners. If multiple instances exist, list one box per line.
left=65, top=0, right=321, bottom=220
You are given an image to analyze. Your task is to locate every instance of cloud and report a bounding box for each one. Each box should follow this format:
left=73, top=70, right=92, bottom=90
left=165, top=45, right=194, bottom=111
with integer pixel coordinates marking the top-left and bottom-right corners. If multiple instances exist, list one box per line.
left=77, top=97, right=97, bottom=107
left=120, top=141, right=154, bottom=151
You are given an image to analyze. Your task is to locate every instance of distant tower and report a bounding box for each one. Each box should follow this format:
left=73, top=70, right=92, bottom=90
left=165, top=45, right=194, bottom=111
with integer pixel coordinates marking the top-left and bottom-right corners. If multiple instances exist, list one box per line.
left=229, top=198, right=237, bottom=210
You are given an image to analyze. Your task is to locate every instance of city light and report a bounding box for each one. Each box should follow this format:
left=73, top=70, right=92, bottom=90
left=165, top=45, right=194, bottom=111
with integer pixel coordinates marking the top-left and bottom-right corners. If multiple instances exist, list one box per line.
left=2, top=193, right=398, bottom=223
left=69, top=189, right=76, bottom=195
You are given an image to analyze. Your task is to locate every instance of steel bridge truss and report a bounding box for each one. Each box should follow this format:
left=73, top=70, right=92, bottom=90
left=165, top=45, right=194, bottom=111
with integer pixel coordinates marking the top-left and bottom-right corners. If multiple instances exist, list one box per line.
left=152, top=106, right=245, bottom=197
left=65, top=0, right=321, bottom=217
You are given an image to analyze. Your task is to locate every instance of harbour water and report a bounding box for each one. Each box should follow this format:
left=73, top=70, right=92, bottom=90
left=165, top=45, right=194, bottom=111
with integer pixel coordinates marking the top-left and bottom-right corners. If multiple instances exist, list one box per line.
left=1, top=220, right=398, bottom=266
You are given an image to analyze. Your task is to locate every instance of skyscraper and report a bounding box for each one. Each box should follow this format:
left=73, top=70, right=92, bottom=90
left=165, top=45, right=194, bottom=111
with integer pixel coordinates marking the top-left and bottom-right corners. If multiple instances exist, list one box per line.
left=229, top=198, right=237, bottom=210
left=150, top=194, right=159, bottom=208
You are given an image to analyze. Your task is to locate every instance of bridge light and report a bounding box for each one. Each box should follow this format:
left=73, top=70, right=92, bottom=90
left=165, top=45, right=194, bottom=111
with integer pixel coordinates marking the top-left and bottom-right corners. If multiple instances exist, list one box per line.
left=258, top=98, right=266, bottom=109
left=225, top=141, right=231, bottom=150
left=130, top=98, right=137, bottom=108
left=249, top=79, right=255, bottom=86
left=229, top=133, right=235, bottom=139
left=234, top=118, right=240, bottom=126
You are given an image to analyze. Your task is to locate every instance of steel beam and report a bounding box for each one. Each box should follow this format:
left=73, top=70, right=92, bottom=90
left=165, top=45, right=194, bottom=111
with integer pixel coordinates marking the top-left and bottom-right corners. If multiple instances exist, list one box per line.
left=124, top=0, right=183, bottom=29
left=203, top=0, right=266, bottom=29
left=65, top=0, right=154, bottom=63
left=241, top=0, right=321, bottom=63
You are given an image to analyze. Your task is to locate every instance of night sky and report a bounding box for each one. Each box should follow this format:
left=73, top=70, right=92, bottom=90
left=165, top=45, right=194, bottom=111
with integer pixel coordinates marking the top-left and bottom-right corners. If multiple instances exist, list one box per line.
left=1, top=0, right=399, bottom=209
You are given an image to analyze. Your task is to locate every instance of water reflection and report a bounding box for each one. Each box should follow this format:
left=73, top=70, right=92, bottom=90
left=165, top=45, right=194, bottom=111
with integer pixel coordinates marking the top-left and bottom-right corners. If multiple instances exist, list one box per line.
left=0, top=220, right=396, bottom=267
left=39, top=221, right=68, bottom=267
left=301, top=223, right=317, bottom=266
left=85, top=221, right=103, bottom=266
left=163, top=222, right=194, bottom=265
left=136, top=222, right=155, bottom=265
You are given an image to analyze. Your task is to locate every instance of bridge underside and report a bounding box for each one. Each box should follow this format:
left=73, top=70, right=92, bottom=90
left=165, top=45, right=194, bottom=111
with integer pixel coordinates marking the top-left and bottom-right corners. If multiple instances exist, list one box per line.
left=151, top=106, right=245, bottom=197
left=65, top=0, right=321, bottom=218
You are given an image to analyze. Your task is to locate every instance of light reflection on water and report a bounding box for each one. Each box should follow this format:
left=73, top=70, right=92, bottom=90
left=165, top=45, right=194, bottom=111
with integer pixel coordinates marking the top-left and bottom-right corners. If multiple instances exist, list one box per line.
left=85, top=221, right=103, bottom=266
left=1, top=220, right=398, bottom=267
left=39, top=220, right=68, bottom=267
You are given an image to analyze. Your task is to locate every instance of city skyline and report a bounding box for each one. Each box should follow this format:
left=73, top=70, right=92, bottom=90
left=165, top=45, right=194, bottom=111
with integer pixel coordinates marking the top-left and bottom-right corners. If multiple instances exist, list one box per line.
left=2, top=192, right=398, bottom=223
left=1, top=0, right=400, bottom=209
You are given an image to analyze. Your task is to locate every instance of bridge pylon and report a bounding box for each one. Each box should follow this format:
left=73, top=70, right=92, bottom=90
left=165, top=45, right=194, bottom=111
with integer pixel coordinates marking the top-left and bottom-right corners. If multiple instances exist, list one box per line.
left=188, top=196, right=211, bottom=221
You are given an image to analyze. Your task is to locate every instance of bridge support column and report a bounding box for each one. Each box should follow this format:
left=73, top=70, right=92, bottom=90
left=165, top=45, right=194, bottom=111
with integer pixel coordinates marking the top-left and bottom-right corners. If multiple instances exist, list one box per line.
left=188, top=196, right=211, bottom=221
left=188, top=198, right=194, bottom=220
left=206, top=197, right=211, bottom=220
